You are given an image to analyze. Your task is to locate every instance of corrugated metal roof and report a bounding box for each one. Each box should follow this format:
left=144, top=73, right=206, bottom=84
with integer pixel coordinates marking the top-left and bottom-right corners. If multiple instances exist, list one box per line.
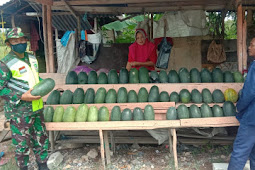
left=0, top=0, right=35, bottom=28
left=28, top=1, right=92, bottom=31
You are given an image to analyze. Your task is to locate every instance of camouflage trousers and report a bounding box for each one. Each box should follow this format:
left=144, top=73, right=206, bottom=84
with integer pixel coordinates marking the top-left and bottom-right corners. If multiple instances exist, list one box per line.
left=10, top=113, right=49, bottom=168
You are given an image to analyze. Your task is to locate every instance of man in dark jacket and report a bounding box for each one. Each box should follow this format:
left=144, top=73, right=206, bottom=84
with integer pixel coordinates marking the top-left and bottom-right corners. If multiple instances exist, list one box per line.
left=228, top=38, right=255, bottom=170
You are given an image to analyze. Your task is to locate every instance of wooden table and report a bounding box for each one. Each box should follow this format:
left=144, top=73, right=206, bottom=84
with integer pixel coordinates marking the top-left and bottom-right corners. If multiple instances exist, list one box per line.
left=45, top=117, right=239, bottom=169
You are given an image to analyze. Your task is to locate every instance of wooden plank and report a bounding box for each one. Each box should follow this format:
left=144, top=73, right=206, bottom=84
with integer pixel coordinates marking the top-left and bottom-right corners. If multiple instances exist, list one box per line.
left=242, top=19, right=247, bottom=70
left=180, top=117, right=239, bottom=127
left=99, top=130, right=106, bottom=169
left=53, top=0, right=228, bottom=6
left=103, top=131, right=111, bottom=165
left=52, top=5, right=227, bottom=14
left=172, top=129, right=178, bottom=170
left=237, top=2, right=243, bottom=72
left=30, top=0, right=53, bottom=5
left=49, top=131, right=55, bottom=151
left=168, top=128, right=172, bottom=153
left=61, top=0, right=78, bottom=18
left=45, top=120, right=181, bottom=131
left=47, top=5, right=55, bottom=73
left=42, top=5, right=49, bottom=73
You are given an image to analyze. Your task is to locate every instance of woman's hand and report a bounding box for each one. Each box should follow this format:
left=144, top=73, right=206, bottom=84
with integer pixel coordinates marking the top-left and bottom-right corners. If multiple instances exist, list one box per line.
left=21, top=89, right=41, bottom=101
left=126, top=62, right=132, bottom=71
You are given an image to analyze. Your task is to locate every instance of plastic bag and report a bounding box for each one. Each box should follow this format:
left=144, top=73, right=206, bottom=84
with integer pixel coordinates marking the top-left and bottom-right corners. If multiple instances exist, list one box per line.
left=207, top=40, right=226, bottom=63
left=156, top=37, right=172, bottom=69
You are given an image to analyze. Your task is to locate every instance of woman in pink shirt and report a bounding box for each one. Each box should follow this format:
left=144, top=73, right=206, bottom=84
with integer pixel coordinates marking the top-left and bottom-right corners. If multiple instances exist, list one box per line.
left=126, top=28, right=157, bottom=71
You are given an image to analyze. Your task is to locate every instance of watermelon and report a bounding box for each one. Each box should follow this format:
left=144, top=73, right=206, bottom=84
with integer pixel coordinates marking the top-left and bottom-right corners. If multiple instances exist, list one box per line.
left=119, top=68, right=129, bottom=84
left=60, top=90, right=73, bottom=104
left=189, top=104, right=201, bottom=118
left=88, top=71, right=97, bottom=84
left=31, top=78, right=55, bottom=97
left=129, top=68, right=139, bottom=83
left=159, top=70, right=168, bottom=83
left=75, top=104, right=89, bottom=122
left=133, top=107, right=144, bottom=120
left=177, top=104, right=189, bottom=119
left=168, top=70, right=180, bottom=83
left=179, top=89, right=191, bottom=103
left=121, top=108, right=133, bottom=121
left=53, top=106, right=64, bottom=122
left=84, top=88, right=95, bottom=104
left=66, top=71, right=78, bottom=84
left=179, top=68, right=190, bottom=83
left=98, top=106, right=110, bottom=121
left=62, top=106, right=76, bottom=122
left=94, top=87, right=107, bottom=103
left=224, top=88, right=238, bottom=103
left=43, top=106, right=54, bottom=122
left=72, top=88, right=85, bottom=104
left=111, top=106, right=121, bottom=121
left=166, top=107, right=177, bottom=120
left=46, top=90, right=61, bottom=105
left=144, top=105, right=155, bottom=120
left=190, top=68, right=201, bottom=83
left=148, top=85, right=160, bottom=102
left=98, top=72, right=108, bottom=84
left=139, top=67, right=150, bottom=83
left=108, top=69, right=119, bottom=84
left=78, top=72, right=88, bottom=84
left=87, top=106, right=98, bottom=122
left=138, top=87, right=149, bottom=102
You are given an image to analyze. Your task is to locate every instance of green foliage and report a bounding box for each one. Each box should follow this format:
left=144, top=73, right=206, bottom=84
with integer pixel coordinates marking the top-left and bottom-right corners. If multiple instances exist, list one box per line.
left=103, top=14, right=162, bottom=43
left=206, top=11, right=237, bottom=40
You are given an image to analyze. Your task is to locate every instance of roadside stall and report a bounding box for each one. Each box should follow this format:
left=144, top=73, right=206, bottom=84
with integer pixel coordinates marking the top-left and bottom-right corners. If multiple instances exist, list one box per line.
left=1, top=0, right=254, bottom=169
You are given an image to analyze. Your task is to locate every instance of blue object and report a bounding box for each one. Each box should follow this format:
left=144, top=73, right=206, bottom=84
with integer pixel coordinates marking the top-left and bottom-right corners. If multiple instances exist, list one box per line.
left=60, top=31, right=75, bottom=47
left=81, top=30, right=85, bottom=40
left=11, top=43, right=27, bottom=53
left=228, top=124, right=255, bottom=170
left=236, top=61, right=255, bottom=126
left=0, top=152, right=4, bottom=159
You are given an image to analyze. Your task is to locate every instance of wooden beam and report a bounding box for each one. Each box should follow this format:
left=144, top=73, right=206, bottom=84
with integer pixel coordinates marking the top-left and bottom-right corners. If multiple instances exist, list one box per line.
left=53, top=0, right=254, bottom=6
left=242, top=18, right=247, bottom=70
left=60, top=0, right=78, bottom=18
left=237, top=2, right=243, bottom=72
left=52, top=5, right=228, bottom=14
left=247, top=9, right=253, bottom=27
left=99, top=130, right=106, bottom=169
left=42, top=5, right=49, bottom=73
left=29, top=0, right=53, bottom=6
left=45, top=120, right=181, bottom=131
left=11, top=15, right=15, bottom=27
left=46, top=5, right=55, bottom=73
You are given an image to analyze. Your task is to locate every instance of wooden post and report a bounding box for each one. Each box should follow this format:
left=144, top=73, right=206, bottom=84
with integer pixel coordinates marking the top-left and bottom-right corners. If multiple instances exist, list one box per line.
left=168, top=128, right=173, bottom=153
left=49, top=131, right=55, bottom=151
left=150, top=13, right=153, bottom=40
left=103, top=131, right=111, bottom=165
left=11, top=15, right=15, bottom=27
left=77, top=16, right=81, bottom=41
left=242, top=19, right=247, bottom=70
left=46, top=5, right=55, bottom=73
left=237, top=2, right=243, bottom=72
left=99, top=130, right=106, bottom=169
left=171, top=129, right=178, bottom=170
left=247, top=9, right=253, bottom=27
left=42, top=5, right=49, bottom=73
left=94, top=17, right=97, bottom=33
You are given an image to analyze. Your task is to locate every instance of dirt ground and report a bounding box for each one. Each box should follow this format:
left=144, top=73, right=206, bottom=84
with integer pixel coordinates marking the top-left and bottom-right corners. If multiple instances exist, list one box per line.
left=0, top=134, right=232, bottom=170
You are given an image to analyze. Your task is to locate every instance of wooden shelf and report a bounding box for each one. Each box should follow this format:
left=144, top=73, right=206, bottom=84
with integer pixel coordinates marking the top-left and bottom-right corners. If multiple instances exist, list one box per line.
left=44, top=117, right=239, bottom=131
left=45, top=120, right=181, bottom=131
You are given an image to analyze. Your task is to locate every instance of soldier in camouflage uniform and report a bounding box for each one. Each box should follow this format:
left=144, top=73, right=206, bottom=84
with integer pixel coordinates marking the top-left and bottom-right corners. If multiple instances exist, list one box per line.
left=0, top=28, right=49, bottom=170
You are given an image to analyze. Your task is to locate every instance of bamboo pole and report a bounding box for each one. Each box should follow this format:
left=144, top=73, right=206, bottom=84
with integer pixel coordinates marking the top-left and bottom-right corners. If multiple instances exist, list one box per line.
left=237, top=2, right=243, bottom=72
left=42, top=5, right=49, bottom=73
left=47, top=5, right=55, bottom=73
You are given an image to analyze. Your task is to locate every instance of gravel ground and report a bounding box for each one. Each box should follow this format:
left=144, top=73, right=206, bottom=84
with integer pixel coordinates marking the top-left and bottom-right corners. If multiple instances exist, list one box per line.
left=0, top=138, right=232, bottom=170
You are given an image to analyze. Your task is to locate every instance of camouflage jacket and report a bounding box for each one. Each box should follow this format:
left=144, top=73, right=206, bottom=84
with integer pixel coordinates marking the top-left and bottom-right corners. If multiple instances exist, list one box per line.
left=0, top=51, right=43, bottom=120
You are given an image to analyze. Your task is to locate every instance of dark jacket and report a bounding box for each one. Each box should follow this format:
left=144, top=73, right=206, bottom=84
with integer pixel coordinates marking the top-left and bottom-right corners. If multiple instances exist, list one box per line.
left=236, top=61, right=255, bottom=125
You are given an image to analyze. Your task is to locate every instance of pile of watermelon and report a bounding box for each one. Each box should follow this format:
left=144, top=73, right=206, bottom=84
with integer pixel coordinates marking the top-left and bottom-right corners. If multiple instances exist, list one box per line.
left=46, top=86, right=239, bottom=105
left=44, top=104, right=155, bottom=122
left=166, top=101, right=236, bottom=120
left=65, top=67, right=244, bottom=85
